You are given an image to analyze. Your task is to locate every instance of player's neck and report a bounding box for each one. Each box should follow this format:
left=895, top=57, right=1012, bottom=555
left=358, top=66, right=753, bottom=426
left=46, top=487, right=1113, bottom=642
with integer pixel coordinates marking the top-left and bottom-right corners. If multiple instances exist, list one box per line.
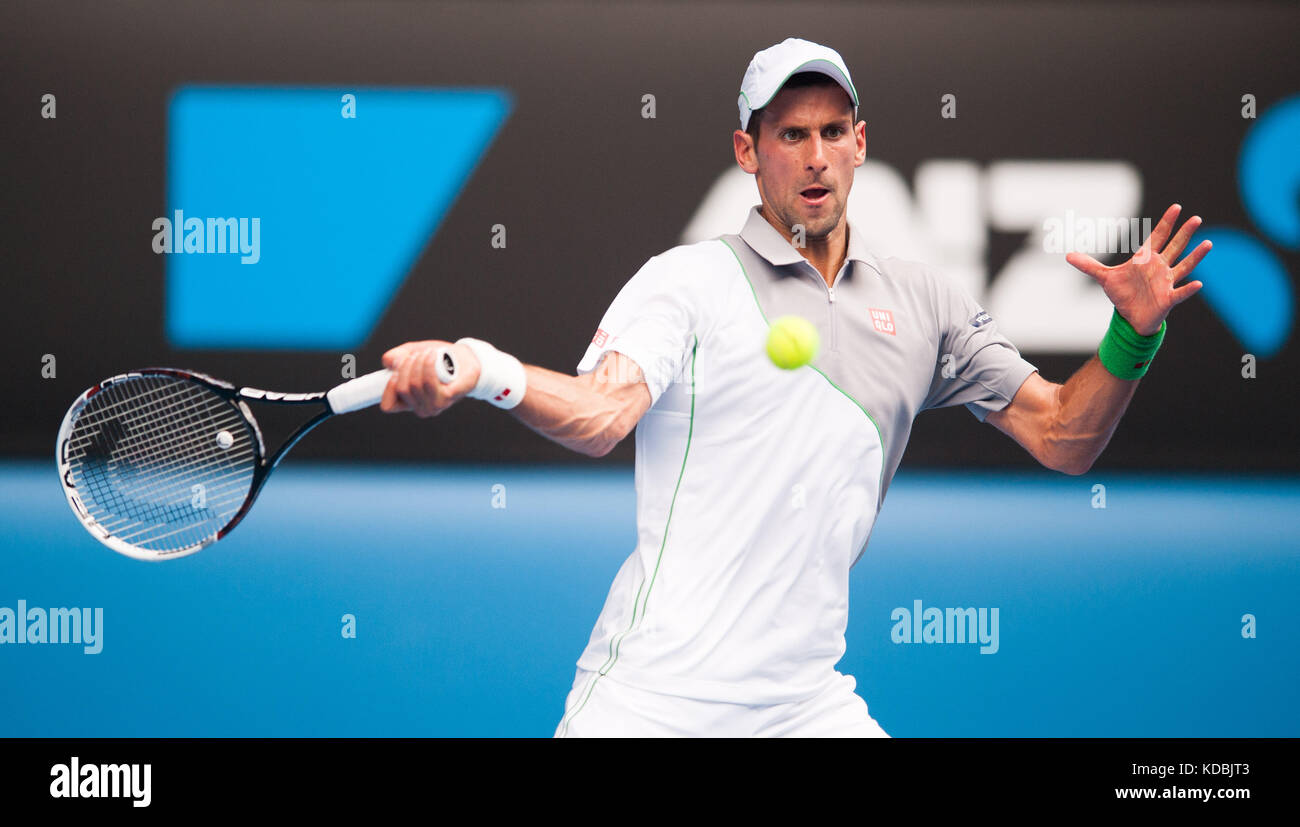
left=759, top=207, right=847, bottom=288
left=801, top=228, right=847, bottom=288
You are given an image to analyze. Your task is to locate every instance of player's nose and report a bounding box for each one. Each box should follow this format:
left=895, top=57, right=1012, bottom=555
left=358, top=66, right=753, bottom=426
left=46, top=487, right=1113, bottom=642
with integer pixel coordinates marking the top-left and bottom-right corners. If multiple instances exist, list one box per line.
left=805, top=135, right=829, bottom=171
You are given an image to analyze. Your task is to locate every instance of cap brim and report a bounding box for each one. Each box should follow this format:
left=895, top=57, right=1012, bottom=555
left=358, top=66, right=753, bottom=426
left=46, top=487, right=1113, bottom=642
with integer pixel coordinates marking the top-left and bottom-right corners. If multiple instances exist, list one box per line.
left=750, top=58, right=859, bottom=111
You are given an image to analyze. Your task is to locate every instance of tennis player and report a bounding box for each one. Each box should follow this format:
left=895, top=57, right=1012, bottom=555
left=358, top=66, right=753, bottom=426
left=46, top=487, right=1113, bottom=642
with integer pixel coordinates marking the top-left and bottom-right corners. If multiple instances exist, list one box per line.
left=379, top=38, right=1210, bottom=737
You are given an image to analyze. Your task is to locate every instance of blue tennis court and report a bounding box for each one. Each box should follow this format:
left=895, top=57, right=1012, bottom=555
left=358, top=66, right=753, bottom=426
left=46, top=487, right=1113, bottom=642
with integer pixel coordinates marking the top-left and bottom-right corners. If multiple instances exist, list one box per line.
left=3, top=462, right=1295, bottom=737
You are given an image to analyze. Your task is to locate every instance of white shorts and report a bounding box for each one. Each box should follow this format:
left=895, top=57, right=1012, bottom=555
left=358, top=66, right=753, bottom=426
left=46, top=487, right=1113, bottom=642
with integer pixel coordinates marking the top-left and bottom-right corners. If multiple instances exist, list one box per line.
left=554, top=668, right=890, bottom=738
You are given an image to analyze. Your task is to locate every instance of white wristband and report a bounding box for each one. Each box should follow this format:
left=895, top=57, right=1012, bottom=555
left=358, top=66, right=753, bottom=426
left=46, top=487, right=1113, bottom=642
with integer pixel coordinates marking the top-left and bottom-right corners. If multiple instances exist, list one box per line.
left=456, top=337, right=526, bottom=410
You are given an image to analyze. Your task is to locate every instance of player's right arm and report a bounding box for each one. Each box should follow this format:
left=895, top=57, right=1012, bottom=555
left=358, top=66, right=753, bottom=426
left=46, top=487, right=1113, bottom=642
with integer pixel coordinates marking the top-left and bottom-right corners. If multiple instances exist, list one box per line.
left=508, top=354, right=652, bottom=457
left=381, top=247, right=711, bottom=454
left=379, top=340, right=651, bottom=458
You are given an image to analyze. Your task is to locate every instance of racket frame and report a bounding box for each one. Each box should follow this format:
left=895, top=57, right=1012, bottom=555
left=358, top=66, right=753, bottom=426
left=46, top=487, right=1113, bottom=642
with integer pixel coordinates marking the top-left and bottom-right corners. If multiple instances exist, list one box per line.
left=56, top=367, right=339, bottom=561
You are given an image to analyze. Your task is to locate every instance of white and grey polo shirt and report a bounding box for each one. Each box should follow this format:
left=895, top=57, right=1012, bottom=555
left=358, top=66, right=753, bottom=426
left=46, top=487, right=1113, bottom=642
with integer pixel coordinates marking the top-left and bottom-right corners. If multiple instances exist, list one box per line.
left=568, top=205, right=1038, bottom=706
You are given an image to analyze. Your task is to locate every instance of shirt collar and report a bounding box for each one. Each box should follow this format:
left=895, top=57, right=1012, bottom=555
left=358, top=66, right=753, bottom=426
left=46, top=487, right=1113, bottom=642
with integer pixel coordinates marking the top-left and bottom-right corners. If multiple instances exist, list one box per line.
left=738, top=205, right=883, bottom=276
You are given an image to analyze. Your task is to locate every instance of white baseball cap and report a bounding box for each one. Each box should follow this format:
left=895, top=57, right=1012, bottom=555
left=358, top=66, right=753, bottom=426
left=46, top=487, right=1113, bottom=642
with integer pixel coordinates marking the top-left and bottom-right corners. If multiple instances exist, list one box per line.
left=737, top=38, right=859, bottom=131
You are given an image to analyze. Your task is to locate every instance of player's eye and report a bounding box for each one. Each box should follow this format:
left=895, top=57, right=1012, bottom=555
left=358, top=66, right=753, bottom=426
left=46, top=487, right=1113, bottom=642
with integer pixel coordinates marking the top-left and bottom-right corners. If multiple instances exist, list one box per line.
left=824, top=126, right=845, bottom=138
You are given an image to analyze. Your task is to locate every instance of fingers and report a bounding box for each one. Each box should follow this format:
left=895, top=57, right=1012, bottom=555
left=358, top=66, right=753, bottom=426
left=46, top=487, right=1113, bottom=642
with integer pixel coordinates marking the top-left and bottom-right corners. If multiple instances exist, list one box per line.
left=1171, top=279, right=1203, bottom=306
left=1146, top=203, right=1182, bottom=253
left=391, top=345, right=416, bottom=412
left=380, top=369, right=408, bottom=412
left=1066, top=251, right=1108, bottom=281
left=380, top=340, right=462, bottom=417
left=379, top=349, right=409, bottom=412
left=382, top=343, right=415, bottom=371
left=382, top=343, right=419, bottom=413
left=412, top=346, right=442, bottom=416
left=1172, top=239, right=1213, bottom=282
left=1162, top=214, right=1203, bottom=264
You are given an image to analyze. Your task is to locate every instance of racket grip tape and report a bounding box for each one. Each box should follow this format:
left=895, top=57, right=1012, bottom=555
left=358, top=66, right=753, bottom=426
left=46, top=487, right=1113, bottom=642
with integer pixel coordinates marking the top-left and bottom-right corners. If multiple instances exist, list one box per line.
left=325, top=350, right=459, bottom=414
left=434, top=347, right=457, bottom=384
left=327, top=369, right=393, bottom=414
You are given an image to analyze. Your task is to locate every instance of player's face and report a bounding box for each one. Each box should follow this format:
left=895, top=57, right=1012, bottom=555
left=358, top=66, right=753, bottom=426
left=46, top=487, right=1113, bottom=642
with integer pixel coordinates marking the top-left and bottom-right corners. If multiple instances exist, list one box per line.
left=743, top=85, right=866, bottom=241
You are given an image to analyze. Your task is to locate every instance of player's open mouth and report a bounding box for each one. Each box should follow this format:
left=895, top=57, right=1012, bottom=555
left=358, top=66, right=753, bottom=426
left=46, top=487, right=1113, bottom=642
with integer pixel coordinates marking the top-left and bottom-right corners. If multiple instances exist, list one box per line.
left=800, top=187, right=830, bottom=205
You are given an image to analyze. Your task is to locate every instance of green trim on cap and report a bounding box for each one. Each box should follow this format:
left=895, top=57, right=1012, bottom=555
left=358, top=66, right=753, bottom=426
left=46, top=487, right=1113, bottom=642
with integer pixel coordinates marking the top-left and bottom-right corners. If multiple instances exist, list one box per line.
left=752, top=59, right=860, bottom=110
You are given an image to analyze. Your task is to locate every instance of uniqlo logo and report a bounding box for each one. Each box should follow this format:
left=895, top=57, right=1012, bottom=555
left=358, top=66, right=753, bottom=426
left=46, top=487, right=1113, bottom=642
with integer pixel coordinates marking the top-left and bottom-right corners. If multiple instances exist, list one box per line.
left=592, top=328, right=609, bottom=347
left=870, top=308, right=896, bottom=336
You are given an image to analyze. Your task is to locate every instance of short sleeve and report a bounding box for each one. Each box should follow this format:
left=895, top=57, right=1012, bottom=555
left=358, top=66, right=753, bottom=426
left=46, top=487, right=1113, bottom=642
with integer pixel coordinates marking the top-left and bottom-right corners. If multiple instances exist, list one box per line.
left=921, top=270, right=1039, bottom=422
left=577, top=249, right=704, bottom=408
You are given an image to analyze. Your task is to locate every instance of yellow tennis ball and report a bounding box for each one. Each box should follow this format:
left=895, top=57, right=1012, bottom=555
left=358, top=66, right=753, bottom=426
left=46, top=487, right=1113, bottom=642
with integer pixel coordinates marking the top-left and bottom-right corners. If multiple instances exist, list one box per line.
left=766, top=315, right=820, bottom=370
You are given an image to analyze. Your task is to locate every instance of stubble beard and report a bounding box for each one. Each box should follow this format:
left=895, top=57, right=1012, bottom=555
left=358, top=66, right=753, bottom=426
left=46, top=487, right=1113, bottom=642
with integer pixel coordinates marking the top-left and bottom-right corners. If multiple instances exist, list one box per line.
left=776, top=197, right=845, bottom=243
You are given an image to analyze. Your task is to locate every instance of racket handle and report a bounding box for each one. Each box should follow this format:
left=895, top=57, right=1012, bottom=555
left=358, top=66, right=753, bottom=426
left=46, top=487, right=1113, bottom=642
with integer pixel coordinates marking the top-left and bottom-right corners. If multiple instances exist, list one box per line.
left=434, top=346, right=458, bottom=384
left=324, top=349, right=458, bottom=414
left=327, top=369, right=393, bottom=414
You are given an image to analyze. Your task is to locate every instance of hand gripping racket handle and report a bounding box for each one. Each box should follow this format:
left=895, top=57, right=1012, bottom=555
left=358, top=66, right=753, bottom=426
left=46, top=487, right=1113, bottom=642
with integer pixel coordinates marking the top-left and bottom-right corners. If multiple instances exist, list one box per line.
left=325, top=348, right=459, bottom=414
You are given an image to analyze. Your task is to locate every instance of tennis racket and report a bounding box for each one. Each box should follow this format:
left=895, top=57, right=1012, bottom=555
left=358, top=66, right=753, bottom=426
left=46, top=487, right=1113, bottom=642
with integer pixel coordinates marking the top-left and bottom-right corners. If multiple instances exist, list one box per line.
left=55, top=351, right=458, bottom=561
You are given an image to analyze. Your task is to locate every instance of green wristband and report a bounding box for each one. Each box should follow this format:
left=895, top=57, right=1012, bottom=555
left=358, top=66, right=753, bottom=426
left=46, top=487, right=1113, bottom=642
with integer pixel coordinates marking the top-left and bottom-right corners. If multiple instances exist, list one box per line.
left=1097, top=308, right=1165, bottom=380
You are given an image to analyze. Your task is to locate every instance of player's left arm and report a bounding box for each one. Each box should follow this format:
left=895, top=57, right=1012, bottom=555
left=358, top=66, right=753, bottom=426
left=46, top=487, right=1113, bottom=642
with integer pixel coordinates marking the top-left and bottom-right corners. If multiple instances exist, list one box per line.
left=986, top=203, right=1211, bottom=475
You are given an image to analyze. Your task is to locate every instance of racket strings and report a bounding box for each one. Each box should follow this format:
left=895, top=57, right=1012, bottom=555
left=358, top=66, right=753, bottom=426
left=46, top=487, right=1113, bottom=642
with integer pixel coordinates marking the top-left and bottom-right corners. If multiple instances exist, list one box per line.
left=70, top=380, right=246, bottom=532
left=71, top=380, right=250, bottom=492
left=64, top=375, right=258, bottom=554
left=65, top=380, right=241, bottom=456
left=69, top=386, right=255, bottom=494
left=71, top=380, right=252, bottom=546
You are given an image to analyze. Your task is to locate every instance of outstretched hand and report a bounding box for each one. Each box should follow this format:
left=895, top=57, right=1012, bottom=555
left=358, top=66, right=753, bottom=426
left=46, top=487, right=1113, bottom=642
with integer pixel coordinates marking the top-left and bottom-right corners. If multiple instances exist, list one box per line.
left=1066, top=204, right=1212, bottom=336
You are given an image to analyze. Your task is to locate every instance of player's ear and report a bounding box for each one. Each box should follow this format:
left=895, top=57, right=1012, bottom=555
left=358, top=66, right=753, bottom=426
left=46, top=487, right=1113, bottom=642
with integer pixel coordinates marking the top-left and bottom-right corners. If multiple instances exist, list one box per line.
left=853, top=120, right=867, bottom=167
left=734, top=129, right=759, bottom=174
